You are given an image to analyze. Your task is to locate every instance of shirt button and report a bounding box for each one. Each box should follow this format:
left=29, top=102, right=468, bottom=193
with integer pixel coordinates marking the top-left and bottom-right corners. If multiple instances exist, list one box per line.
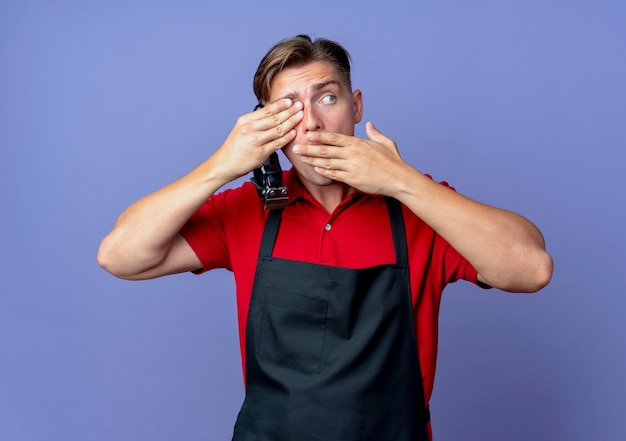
left=324, top=223, right=332, bottom=231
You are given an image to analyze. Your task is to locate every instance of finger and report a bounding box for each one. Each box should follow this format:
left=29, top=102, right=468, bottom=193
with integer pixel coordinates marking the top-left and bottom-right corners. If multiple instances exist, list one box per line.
left=293, top=144, right=341, bottom=159
left=259, top=108, right=302, bottom=144
left=249, top=99, right=298, bottom=127
left=365, top=121, right=381, bottom=139
left=305, top=130, right=347, bottom=146
left=365, top=121, right=400, bottom=155
left=365, top=121, right=389, bottom=143
left=258, top=103, right=303, bottom=137
left=271, top=100, right=303, bottom=124
left=244, top=100, right=300, bottom=146
left=264, top=128, right=297, bottom=152
left=298, top=151, right=349, bottom=172
left=251, top=98, right=292, bottom=120
left=313, top=166, right=344, bottom=182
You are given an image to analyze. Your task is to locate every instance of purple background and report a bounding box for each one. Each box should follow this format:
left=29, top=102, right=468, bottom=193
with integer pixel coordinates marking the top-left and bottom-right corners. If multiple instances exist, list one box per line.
left=2, top=1, right=625, bottom=440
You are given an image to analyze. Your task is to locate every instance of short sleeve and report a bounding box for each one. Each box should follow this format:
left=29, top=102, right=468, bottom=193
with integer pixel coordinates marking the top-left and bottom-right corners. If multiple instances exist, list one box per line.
left=180, top=191, right=233, bottom=273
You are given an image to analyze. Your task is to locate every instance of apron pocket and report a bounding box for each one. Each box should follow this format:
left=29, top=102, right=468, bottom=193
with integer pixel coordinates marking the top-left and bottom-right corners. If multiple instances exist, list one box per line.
left=258, top=288, right=328, bottom=374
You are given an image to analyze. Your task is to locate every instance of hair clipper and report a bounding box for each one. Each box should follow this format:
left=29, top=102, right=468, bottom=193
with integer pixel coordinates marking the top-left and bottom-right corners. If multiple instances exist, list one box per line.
left=250, top=103, right=289, bottom=209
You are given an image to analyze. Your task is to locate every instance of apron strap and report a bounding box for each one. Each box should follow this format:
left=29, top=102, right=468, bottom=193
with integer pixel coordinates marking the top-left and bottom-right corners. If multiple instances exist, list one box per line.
left=386, top=197, right=408, bottom=267
left=258, top=207, right=283, bottom=259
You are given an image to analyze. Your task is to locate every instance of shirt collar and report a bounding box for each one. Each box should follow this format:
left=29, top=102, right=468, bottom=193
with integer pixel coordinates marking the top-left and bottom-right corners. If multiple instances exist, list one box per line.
left=284, top=168, right=309, bottom=204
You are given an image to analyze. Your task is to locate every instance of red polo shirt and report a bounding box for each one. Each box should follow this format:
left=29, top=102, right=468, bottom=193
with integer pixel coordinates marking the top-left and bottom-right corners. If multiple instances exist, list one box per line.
left=181, top=169, right=481, bottom=405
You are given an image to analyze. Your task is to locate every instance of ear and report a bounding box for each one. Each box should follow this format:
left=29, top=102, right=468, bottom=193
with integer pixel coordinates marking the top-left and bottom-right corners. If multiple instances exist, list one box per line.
left=352, top=89, right=364, bottom=124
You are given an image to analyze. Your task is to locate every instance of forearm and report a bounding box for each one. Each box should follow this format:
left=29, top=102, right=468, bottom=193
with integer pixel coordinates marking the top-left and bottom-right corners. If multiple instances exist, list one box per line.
left=393, top=167, right=553, bottom=292
left=295, top=125, right=553, bottom=292
left=97, top=156, right=228, bottom=278
left=98, top=99, right=303, bottom=279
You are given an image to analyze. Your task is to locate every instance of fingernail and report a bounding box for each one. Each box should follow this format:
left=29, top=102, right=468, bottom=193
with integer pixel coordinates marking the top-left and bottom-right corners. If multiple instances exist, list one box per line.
left=295, top=101, right=303, bottom=110
left=293, top=145, right=301, bottom=153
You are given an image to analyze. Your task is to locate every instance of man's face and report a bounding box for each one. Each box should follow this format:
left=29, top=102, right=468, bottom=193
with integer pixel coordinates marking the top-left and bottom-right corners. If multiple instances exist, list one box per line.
left=268, top=61, right=363, bottom=187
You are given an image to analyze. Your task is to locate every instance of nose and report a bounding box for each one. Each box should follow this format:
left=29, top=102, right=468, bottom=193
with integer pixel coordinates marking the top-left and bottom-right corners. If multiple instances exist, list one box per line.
left=302, top=104, right=322, bottom=133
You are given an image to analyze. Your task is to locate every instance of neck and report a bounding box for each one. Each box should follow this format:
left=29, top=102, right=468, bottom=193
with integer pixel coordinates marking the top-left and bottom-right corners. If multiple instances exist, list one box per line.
left=304, top=181, right=355, bottom=213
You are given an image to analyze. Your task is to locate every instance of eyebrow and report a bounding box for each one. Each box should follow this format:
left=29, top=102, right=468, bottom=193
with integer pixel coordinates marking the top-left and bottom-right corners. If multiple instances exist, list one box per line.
left=280, top=80, right=341, bottom=101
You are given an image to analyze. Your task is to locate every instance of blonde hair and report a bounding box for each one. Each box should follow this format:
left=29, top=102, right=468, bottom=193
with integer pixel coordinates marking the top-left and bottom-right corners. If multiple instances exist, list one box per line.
left=253, top=35, right=352, bottom=104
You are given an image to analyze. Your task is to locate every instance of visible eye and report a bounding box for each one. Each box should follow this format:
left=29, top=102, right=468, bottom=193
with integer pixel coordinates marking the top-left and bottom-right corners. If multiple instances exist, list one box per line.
left=320, top=95, right=337, bottom=104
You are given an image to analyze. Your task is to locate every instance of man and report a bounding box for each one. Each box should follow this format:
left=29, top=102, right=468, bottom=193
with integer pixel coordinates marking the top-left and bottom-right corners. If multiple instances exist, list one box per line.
left=98, top=35, right=553, bottom=441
